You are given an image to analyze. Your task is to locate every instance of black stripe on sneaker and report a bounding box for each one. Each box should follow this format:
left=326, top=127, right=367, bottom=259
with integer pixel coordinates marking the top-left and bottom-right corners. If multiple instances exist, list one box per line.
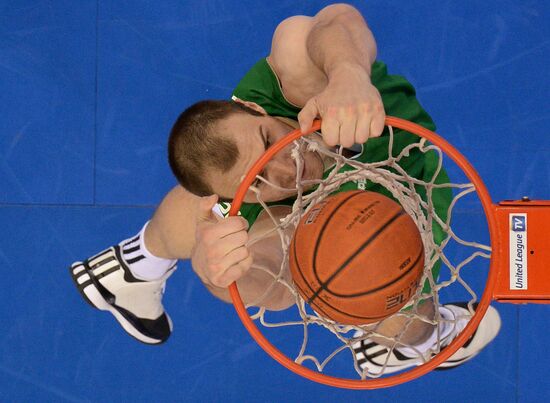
left=123, top=235, right=140, bottom=247
left=461, top=327, right=478, bottom=349
left=95, top=266, right=119, bottom=281
left=69, top=266, right=95, bottom=308
left=352, top=345, right=365, bottom=355
left=352, top=341, right=381, bottom=357
left=362, top=341, right=377, bottom=350
left=123, top=245, right=140, bottom=254
left=392, top=347, right=413, bottom=361
left=367, top=348, right=389, bottom=360
left=91, top=255, right=116, bottom=270
left=79, top=279, right=93, bottom=290
left=72, top=266, right=88, bottom=280
left=438, top=355, right=473, bottom=365
left=434, top=355, right=476, bottom=371
left=356, top=357, right=367, bottom=367
left=89, top=248, right=112, bottom=262
left=112, top=246, right=146, bottom=283
left=432, top=327, right=480, bottom=371
left=126, top=254, right=146, bottom=265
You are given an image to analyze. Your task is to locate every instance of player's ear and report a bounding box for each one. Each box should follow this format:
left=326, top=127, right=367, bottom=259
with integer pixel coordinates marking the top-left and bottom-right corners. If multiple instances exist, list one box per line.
left=232, top=96, right=267, bottom=115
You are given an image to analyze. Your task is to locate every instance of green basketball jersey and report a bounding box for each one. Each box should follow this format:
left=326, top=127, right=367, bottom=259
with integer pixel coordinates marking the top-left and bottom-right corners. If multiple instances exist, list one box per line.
left=232, top=58, right=436, bottom=130
left=219, top=58, right=451, bottom=241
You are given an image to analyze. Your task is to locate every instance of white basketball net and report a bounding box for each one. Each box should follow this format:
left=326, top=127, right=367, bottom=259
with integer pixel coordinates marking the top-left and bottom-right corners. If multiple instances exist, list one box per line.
left=239, top=125, right=491, bottom=379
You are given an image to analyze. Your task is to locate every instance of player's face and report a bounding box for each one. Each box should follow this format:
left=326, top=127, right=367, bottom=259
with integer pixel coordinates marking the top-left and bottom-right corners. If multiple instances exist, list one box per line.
left=208, top=112, right=325, bottom=203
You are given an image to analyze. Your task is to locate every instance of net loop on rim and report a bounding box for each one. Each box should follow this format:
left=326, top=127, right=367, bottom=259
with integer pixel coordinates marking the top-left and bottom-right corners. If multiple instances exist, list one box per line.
left=228, top=117, right=496, bottom=387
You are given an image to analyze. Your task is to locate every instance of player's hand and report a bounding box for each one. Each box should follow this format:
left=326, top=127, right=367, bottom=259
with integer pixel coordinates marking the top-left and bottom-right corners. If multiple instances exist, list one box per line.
left=297, top=64, right=385, bottom=148
left=191, top=194, right=252, bottom=288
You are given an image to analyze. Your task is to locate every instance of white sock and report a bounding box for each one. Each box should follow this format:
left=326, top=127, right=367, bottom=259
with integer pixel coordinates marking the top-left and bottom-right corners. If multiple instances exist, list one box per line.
left=396, top=305, right=458, bottom=357
left=119, top=222, right=177, bottom=281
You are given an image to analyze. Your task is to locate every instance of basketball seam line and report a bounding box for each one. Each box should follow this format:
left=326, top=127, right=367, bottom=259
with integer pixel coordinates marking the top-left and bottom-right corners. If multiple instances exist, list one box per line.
left=293, top=191, right=364, bottom=302
left=308, top=209, right=407, bottom=304
left=309, top=190, right=379, bottom=299
left=327, top=246, right=424, bottom=298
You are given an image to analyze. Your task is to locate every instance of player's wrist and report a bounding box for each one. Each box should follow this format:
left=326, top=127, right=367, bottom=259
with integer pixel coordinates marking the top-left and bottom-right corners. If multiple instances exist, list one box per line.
left=326, top=61, right=371, bottom=83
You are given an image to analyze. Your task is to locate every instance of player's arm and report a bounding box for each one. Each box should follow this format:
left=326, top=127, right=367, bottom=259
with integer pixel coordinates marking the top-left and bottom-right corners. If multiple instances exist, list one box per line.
left=146, top=185, right=291, bottom=310
left=268, top=3, right=385, bottom=147
left=145, top=185, right=206, bottom=260
left=193, top=200, right=294, bottom=311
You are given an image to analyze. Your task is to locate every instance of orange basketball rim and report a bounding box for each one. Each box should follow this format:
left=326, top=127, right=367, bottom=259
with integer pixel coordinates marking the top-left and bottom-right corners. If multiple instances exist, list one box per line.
left=227, top=117, right=550, bottom=389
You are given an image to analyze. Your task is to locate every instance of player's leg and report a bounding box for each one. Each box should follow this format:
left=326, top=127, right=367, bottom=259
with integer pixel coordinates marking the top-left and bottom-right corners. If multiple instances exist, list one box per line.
left=70, top=185, right=201, bottom=344
left=353, top=299, right=501, bottom=374
left=371, top=298, right=436, bottom=346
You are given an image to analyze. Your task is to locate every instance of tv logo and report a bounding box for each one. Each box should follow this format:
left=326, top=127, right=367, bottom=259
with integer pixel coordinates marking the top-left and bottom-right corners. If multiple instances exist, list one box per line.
left=509, top=213, right=528, bottom=290
left=511, top=215, right=526, bottom=232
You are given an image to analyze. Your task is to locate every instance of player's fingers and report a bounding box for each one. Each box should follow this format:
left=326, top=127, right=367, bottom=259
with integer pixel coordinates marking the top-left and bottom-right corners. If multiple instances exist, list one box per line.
left=197, top=216, right=249, bottom=245
left=216, top=230, right=249, bottom=256
left=215, top=216, right=248, bottom=238
left=298, top=99, right=319, bottom=134
left=321, top=116, right=340, bottom=147
left=221, top=246, right=251, bottom=273
left=338, top=112, right=358, bottom=148
left=216, top=253, right=253, bottom=287
left=355, top=112, right=371, bottom=145
left=370, top=108, right=386, bottom=138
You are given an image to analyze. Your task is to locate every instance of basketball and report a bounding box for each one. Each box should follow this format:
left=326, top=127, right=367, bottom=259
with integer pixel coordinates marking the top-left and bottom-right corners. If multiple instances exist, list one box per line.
left=289, top=190, right=425, bottom=325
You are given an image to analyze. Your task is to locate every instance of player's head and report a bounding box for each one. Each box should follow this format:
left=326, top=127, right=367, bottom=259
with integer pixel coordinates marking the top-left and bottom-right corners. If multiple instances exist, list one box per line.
left=168, top=99, right=324, bottom=203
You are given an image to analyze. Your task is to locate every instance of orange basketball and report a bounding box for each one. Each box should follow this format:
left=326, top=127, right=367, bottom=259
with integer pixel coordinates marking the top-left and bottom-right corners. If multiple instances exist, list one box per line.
left=289, top=190, right=424, bottom=325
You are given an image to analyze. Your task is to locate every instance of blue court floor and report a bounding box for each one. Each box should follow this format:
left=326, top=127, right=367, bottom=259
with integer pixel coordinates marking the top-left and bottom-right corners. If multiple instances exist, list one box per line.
left=1, top=1, right=549, bottom=402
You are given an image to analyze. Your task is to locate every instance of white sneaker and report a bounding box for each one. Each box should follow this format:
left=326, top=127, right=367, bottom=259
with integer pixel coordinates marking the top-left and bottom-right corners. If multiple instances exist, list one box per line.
left=70, top=245, right=176, bottom=344
left=352, top=302, right=501, bottom=375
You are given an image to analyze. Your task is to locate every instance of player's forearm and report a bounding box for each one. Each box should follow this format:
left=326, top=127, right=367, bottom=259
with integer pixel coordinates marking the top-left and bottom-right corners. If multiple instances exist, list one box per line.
left=236, top=260, right=295, bottom=311
left=196, top=207, right=295, bottom=310
left=203, top=270, right=294, bottom=311
left=307, top=4, right=377, bottom=79
left=204, top=249, right=294, bottom=310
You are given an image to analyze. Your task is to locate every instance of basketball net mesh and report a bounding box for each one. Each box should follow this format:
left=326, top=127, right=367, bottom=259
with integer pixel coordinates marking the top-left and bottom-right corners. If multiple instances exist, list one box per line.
left=239, top=125, right=491, bottom=379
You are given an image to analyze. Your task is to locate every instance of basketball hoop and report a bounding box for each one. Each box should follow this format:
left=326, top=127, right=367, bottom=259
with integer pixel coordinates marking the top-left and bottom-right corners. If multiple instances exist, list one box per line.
left=226, top=117, right=550, bottom=389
